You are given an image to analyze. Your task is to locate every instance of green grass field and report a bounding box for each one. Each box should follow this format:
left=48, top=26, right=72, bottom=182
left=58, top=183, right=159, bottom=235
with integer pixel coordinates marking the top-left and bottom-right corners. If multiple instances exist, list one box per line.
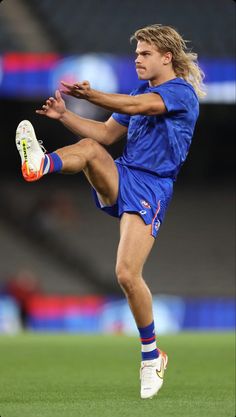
left=0, top=332, right=234, bottom=417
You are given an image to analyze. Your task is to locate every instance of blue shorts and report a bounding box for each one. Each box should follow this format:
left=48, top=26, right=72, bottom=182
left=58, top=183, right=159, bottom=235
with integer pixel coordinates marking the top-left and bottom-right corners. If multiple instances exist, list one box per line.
left=92, top=162, right=174, bottom=238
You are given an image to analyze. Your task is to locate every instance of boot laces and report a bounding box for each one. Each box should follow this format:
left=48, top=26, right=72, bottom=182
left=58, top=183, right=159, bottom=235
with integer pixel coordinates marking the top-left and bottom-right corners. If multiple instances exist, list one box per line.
left=16, top=136, right=46, bottom=153
left=140, top=363, right=156, bottom=385
left=38, top=140, right=47, bottom=153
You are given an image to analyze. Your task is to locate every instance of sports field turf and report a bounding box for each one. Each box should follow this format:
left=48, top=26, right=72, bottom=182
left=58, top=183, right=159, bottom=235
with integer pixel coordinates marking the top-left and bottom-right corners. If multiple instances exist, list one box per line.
left=0, top=332, right=234, bottom=417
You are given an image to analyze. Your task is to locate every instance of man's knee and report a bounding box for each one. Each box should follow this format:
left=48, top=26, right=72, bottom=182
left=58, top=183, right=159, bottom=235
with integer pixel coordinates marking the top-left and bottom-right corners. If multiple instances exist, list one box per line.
left=56, top=138, right=98, bottom=159
left=77, top=138, right=100, bottom=156
left=116, top=263, right=138, bottom=295
left=78, top=137, right=96, bottom=148
left=56, top=138, right=98, bottom=163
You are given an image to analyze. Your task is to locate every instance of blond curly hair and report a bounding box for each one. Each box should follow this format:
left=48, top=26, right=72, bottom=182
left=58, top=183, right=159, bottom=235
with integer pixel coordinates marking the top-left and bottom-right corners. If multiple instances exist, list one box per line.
left=131, top=24, right=206, bottom=98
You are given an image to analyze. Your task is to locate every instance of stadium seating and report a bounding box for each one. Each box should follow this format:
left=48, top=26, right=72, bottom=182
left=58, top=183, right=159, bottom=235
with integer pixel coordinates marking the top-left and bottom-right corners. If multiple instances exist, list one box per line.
left=0, top=15, right=23, bottom=52
left=26, top=0, right=234, bottom=56
left=0, top=178, right=234, bottom=297
left=1, top=0, right=234, bottom=56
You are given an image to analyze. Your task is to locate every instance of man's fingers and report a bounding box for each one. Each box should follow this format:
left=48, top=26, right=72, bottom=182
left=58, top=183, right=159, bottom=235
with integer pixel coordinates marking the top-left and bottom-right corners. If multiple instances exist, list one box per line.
left=36, top=93, right=59, bottom=115
left=60, top=89, right=73, bottom=96
left=74, top=81, right=90, bottom=89
left=74, top=83, right=85, bottom=90
left=55, top=89, right=62, bottom=101
left=36, top=110, right=46, bottom=115
left=61, top=81, right=74, bottom=88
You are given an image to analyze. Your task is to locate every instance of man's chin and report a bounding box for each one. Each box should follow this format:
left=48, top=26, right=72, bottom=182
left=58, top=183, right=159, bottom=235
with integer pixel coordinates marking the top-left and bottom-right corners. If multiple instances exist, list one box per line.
left=137, top=74, right=148, bottom=80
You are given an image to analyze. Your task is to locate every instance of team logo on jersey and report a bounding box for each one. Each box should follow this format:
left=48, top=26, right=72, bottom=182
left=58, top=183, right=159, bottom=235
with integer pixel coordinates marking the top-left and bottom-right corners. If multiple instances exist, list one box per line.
left=140, top=200, right=151, bottom=209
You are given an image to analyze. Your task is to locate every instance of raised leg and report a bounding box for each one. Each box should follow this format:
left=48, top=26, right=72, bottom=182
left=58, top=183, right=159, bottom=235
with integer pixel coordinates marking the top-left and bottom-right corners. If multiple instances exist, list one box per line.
left=55, top=138, right=119, bottom=206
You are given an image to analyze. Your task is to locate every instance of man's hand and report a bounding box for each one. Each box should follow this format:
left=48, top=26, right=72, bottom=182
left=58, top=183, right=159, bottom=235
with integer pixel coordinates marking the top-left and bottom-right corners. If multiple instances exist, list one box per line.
left=36, top=90, right=66, bottom=119
left=61, top=80, right=92, bottom=100
left=60, top=79, right=166, bottom=116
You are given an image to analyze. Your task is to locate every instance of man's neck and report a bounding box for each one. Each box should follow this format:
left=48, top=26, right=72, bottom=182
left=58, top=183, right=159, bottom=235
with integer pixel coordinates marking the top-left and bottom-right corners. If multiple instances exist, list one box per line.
left=149, top=71, right=177, bottom=87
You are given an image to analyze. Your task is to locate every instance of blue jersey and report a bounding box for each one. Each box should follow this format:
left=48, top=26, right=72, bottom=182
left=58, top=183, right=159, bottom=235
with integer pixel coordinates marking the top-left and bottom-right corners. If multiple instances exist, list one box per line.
left=112, top=78, right=199, bottom=180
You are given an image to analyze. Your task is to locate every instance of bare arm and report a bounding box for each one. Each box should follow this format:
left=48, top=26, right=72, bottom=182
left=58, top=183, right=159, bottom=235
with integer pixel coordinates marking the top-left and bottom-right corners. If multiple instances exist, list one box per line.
left=58, top=109, right=127, bottom=145
left=36, top=90, right=127, bottom=145
left=61, top=80, right=166, bottom=116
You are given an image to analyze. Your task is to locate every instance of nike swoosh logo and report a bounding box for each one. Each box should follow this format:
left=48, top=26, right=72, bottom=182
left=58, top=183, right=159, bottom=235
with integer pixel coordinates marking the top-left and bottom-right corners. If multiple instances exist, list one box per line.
left=156, top=358, right=165, bottom=379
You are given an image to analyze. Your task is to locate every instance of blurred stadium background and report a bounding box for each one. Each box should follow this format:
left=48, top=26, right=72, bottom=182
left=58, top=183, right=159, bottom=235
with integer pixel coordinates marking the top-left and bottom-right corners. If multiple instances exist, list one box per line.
left=0, top=0, right=235, bottom=335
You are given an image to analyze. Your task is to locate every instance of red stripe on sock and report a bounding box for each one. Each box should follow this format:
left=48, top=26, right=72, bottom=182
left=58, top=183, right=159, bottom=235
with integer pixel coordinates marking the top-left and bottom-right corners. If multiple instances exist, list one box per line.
left=48, top=154, right=54, bottom=173
left=141, top=336, right=156, bottom=343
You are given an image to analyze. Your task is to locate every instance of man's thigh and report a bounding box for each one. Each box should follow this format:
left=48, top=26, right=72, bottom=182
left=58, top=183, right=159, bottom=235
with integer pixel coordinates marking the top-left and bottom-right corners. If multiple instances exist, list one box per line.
left=81, top=139, right=119, bottom=206
left=116, top=213, right=155, bottom=276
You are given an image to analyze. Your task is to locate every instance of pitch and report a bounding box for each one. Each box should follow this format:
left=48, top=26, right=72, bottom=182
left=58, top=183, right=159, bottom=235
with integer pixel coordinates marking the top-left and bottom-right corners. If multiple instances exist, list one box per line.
left=0, top=332, right=234, bottom=417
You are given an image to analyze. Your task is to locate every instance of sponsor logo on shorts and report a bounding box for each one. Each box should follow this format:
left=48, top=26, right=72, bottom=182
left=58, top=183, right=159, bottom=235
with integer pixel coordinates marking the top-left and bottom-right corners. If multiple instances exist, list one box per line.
left=140, top=200, right=151, bottom=209
left=139, top=210, right=147, bottom=215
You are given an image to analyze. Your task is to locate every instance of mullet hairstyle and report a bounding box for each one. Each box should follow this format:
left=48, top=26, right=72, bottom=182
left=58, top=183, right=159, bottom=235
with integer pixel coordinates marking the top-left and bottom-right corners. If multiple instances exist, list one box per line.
left=131, top=24, right=206, bottom=98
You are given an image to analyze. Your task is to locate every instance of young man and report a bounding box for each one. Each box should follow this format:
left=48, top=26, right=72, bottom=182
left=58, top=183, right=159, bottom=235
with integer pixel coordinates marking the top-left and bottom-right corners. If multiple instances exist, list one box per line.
left=15, top=24, right=205, bottom=399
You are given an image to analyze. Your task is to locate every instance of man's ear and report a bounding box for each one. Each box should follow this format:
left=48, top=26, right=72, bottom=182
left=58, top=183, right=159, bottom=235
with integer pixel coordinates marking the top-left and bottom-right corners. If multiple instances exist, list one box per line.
left=163, top=52, right=173, bottom=65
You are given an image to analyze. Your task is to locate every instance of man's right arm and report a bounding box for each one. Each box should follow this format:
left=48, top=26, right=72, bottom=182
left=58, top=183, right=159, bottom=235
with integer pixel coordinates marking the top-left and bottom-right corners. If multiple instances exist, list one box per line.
left=36, top=89, right=127, bottom=145
left=59, top=110, right=127, bottom=145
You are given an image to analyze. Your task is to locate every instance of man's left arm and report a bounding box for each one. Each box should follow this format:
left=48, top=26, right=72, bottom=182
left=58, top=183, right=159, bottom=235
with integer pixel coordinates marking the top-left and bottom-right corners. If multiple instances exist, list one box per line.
left=61, top=81, right=166, bottom=116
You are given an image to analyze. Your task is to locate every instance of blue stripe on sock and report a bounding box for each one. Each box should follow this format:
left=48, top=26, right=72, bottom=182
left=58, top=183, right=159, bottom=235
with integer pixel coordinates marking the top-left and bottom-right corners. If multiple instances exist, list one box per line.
left=138, top=321, right=155, bottom=339
left=142, top=349, right=158, bottom=361
left=138, top=321, right=159, bottom=360
left=43, top=153, right=63, bottom=174
left=48, top=152, right=63, bottom=173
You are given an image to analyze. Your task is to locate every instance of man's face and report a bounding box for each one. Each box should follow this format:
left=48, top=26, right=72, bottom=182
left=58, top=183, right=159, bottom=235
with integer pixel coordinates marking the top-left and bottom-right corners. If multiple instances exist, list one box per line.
left=135, top=40, right=169, bottom=82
